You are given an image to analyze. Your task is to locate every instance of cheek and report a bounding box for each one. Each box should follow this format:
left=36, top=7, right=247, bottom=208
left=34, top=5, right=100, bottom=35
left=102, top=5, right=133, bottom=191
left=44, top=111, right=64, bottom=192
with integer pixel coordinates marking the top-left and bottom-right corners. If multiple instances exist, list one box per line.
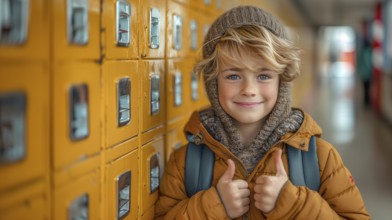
left=262, top=84, right=279, bottom=102
left=217, top=81, right=234, bottom=101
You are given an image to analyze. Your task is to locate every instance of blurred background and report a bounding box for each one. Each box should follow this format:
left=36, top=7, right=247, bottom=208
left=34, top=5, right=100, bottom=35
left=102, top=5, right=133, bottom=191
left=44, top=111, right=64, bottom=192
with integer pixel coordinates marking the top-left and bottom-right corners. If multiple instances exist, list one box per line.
left=0, top=0, right=391, bottom=219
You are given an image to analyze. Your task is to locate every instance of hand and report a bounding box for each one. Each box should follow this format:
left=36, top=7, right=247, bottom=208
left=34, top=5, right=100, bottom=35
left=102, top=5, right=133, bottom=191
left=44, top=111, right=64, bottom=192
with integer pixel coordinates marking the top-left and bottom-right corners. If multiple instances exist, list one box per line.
left=217, top=159, right=250, bottom=218
left=254, top=149, right=288, bottom=213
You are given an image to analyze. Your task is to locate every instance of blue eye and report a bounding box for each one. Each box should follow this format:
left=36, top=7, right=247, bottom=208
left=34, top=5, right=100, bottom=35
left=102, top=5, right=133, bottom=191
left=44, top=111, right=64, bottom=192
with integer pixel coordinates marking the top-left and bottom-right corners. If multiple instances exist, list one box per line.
left=257, top=74, right=270, bottom=80
left=226, top=75, right=240, bottom=80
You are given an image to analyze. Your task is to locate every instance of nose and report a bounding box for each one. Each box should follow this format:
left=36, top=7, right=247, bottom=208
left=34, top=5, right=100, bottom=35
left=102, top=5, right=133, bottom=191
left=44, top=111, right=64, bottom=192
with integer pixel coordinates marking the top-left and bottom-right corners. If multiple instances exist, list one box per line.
left=241, top=80, right=256, bottom=96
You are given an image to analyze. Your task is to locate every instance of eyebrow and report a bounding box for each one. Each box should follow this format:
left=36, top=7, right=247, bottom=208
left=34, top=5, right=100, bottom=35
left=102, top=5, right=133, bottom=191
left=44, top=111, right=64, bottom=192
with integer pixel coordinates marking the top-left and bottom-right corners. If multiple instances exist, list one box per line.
left=221, top=67, right=271, bottom=73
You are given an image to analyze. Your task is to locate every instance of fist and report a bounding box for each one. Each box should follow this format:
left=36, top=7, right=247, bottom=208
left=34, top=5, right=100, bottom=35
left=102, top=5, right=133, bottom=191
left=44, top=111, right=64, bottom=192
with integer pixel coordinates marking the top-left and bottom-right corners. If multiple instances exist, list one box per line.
left=254, top=149, right=288, bottom=213
left=217, top=159, right=250, bottom=218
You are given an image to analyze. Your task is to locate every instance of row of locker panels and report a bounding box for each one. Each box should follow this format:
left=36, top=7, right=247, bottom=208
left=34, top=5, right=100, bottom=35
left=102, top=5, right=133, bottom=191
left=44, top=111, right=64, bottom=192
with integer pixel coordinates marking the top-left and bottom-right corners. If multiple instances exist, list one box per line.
left=0, top=0, right=222, bottom=61
left=51, top=135, right=166, bottom=220
left=0, top=135, right=166, bottom=219
left=0, top=58, right=208, bottom=190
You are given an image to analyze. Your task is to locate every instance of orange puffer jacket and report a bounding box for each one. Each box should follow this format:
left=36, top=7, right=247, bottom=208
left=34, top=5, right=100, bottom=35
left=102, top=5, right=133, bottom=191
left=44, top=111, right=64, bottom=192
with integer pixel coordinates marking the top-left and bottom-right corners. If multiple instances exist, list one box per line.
left=155, top=109, right=370, bottom=219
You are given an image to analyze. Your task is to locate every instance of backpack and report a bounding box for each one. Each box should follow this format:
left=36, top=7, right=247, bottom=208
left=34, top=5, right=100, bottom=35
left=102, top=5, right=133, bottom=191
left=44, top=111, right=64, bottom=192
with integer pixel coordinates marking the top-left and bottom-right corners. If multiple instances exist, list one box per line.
left=185, top=135, right=320, bottom=197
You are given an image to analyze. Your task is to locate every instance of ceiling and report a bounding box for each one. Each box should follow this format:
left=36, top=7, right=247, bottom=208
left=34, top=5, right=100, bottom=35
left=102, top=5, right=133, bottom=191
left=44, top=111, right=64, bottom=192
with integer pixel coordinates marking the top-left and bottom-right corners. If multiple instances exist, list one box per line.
left=292, top=0, right=377, bottom=29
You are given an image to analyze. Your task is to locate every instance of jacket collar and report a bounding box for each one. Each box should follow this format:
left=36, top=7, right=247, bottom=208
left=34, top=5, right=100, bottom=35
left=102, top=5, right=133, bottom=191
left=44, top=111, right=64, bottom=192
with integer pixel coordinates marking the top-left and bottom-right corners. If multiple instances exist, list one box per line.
left=184, top=108, right=323, bottom=152
left=280, top=109, right=322, bottom=151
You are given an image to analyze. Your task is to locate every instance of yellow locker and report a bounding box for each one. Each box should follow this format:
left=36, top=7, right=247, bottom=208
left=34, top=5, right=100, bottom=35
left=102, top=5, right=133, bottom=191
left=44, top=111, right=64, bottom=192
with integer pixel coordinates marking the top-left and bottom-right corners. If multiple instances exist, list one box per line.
left=0, top=195, right=45, bottom=220
left=0, top=63, right=49, bottom=191
left=0, top=0, right=49, bottom=61
left=105, top=148, right=139, bottom=220
left=53, top=170, right=100, bottom=220
left=187, top=10, right=201, bottom=59
left=140, top=136, right=165, bottom=215
left=140, top=0, right=166, bottom=58
left=141, top=60, right=166, bottom=133
left=166, top=117, right=188, bottom=161
left=52, top=62, right=101, bottom=170
left=166, top=59, right=192, bottom=121
left=105, top=137, right=138, bottom=164
left=102, top=0, right=139, bottom=59
left=103, top=61, right=139, bottom=148
left=167, top=0, right=189, bottom=58
left=52, top=0, right=100, bottom=60
left=0, top=180, right=46, bottom=219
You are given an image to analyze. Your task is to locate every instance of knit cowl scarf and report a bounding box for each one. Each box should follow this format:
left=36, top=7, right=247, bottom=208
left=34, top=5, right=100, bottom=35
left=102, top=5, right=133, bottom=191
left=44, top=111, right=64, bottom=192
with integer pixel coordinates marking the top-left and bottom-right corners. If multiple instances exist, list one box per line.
left=200, top=80, right=304, bottom=173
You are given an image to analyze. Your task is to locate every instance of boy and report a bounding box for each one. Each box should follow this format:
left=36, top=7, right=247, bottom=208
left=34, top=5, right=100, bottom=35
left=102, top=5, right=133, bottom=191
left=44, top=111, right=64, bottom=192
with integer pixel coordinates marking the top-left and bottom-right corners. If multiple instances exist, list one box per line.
left=155, top=5, right=369, bottom=219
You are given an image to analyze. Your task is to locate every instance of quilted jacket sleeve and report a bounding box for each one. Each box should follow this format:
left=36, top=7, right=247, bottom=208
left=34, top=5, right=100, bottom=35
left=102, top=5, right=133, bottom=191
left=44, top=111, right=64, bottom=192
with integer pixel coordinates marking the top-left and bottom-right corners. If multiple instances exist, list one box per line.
left=266, top=139, right=370, bottom=219
left=154, top=146, right=230, bottom=220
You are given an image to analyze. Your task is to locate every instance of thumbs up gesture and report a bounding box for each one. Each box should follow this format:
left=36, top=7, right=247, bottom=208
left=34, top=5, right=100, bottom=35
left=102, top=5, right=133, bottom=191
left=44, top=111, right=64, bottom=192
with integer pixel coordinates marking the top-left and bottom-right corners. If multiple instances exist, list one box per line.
left=254, top=149, right=288, bottom=213
left=217, top=159, right=250, bottom=218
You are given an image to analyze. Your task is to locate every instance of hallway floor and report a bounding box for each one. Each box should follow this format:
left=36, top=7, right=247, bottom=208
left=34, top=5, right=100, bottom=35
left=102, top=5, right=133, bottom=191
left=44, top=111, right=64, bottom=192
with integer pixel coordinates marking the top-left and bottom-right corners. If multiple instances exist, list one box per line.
left=300, top=73, right=392, bottom=219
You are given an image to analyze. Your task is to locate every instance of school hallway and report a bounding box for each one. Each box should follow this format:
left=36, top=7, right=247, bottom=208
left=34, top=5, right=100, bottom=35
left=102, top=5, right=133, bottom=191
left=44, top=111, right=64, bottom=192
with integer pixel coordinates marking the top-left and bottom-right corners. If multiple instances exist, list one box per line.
left=299, top=65, right=392, bottom=219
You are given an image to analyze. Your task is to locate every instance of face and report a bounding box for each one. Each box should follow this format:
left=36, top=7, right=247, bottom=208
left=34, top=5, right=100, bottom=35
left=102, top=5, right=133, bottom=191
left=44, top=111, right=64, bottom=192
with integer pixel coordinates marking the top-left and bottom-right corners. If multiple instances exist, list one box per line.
left=217, top=49, right=280, bottom=126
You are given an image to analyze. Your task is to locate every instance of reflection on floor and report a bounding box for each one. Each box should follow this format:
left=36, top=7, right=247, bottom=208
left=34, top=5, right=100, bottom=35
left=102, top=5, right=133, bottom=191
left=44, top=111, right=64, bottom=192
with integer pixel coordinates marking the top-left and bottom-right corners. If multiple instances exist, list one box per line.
left=300, top=73, right=392, bottom=220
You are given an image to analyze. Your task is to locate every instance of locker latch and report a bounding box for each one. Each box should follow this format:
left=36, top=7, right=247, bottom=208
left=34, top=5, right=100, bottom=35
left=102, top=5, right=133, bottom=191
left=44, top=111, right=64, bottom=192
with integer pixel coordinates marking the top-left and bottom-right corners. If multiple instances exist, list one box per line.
left=149, top=153, right=160, bottom=193
left=0, top=0, right=29, bottom=45
left=117, top=77, right=131, bottom=127
left=67, top=0, right=89, bottom=45
left=190, top=19, right=198, bottom=51
left=173, top=14, right=182, bottom=50
left=68, top=194, right=89, bottom=219
left=191, top=73, right=199, bottom=101
left=0, top=92, right=26, bottom=165
left=174, top=71, right=182, bottom=106
left=116, top=0, right=131, bottom=47
left=150, top=74, right=160, bottom=115
left=116, top=171, right=131, bottom=219
left=149, top=7, right=160, bottom=49
left=69, top=84, right=89, bottom=141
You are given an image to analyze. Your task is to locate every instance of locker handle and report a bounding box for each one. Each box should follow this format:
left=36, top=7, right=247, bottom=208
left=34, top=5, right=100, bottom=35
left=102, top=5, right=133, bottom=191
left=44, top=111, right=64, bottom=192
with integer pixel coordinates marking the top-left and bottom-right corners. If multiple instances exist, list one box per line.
left=116, top=0, right=131, bottom=47
left=149, top=8, right=160, bottom=49
left=173, top=14, right=182, bottom=50
left=0, top=0, right=29, bottom=45
left=67, top=0, right=89, bottom=45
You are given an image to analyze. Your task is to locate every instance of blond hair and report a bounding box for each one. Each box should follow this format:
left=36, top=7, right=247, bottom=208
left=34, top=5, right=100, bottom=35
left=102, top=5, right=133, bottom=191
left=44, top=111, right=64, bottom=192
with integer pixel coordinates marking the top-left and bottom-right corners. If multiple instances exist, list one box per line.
left=196, top=25, right=301, bottom=83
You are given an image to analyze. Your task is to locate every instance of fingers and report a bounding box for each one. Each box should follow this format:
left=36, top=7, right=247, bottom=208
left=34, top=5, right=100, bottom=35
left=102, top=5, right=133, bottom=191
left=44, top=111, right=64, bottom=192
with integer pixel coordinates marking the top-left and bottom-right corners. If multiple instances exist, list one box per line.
left=220, top=159, right=236, bottom=182
left=273, top=149, right=287, bottom=177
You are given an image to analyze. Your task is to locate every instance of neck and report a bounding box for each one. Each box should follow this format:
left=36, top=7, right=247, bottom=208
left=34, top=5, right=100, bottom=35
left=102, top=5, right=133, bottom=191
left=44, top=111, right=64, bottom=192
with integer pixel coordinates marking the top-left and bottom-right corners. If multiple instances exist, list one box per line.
left=234, top=119, right=265, bottom=147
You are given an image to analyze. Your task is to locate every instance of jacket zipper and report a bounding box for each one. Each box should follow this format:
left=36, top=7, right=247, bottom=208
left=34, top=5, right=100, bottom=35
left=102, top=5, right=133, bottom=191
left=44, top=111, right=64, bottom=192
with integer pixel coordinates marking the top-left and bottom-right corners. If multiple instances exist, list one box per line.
left=202, top=136, right=250, bottom=177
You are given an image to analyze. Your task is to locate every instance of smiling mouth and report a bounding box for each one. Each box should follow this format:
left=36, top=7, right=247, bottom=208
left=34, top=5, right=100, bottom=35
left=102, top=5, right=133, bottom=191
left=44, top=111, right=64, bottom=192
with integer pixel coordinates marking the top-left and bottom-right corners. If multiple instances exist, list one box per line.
left=234, top=101, right=263, bottom=108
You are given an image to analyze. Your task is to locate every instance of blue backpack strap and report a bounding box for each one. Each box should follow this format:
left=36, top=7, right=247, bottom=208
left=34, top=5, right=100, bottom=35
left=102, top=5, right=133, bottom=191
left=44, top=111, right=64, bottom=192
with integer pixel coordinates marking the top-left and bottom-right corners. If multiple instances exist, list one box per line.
left=287, top=136, right=320, bottom=191
left=185, top=142, right=215, bottom=197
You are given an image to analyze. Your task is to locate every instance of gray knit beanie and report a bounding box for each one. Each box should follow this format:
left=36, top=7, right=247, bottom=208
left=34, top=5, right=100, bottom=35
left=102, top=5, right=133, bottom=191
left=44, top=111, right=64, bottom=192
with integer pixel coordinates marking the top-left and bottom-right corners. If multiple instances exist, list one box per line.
left=203, top=5, right=288, bottom=59
left=200, top=5, right=294, bottom=170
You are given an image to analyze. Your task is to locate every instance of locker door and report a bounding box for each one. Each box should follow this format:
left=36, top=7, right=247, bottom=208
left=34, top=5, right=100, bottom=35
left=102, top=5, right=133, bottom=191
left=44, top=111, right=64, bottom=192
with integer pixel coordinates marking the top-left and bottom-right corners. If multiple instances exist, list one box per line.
left=0, top=195, right=45, bottom=220
left=167, top=1, right=189, bottom=58
left=140, top=0, right=166, bottom=58
left=166, top=117, right=188, bottom=161
left=52, top=0, right=100, bottom=60
left=105, top=148, right=139, bottom=220
left=140, top=60, right=166, bottom=134
left=102, top=0, right=139, bottom=59
left=166, top=59, right=192, bottom=122
left=140, top=136, right=164, bottom=215
left=0, top=0, right=49, bottom=61
left=53, top=62, right=101, bottom=170
left=0, top=180, right=46, bottom=220
left=103, top=61, right=139, bottom=148
left=0, top=64, right=49, bottom=191
left=53, top=171, right=100, bottom=220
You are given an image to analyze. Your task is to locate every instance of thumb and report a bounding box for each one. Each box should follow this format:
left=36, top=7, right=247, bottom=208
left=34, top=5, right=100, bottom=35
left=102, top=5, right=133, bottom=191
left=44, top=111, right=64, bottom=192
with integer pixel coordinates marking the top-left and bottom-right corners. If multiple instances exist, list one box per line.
left=220, top=159, right=236, bottom=182
left=273, top=149, right=287, bottom=177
